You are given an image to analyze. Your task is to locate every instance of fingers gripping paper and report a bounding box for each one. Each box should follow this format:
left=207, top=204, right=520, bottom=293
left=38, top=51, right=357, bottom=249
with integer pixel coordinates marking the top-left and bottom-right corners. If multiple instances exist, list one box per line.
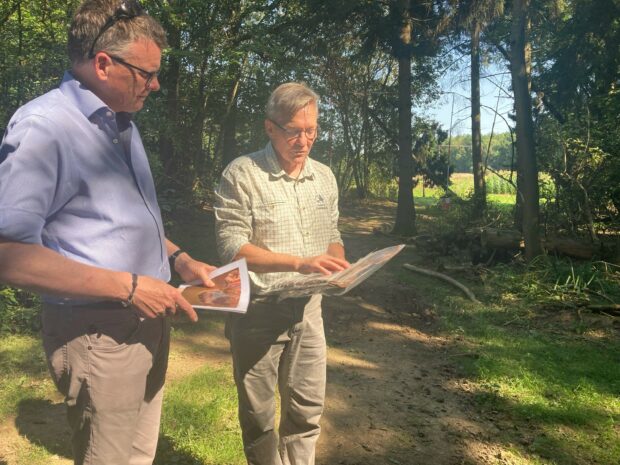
left=263, top=244, right=405, bottom=300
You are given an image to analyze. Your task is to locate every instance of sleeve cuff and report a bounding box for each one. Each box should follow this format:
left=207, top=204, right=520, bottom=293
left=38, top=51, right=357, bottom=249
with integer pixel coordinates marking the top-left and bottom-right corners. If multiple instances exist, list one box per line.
left=0, top=208, right=45, bottom=244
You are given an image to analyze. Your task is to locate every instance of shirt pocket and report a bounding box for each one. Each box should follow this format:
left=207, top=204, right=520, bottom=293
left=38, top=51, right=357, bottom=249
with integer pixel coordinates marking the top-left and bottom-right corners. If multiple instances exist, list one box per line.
left=307, top=191, right=332, bottom=224
left=252, top=199, right=293, bottom=249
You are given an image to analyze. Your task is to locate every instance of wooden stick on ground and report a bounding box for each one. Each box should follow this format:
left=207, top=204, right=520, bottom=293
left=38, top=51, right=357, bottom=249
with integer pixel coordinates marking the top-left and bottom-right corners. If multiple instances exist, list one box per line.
left=403, top=263, right=480, bottom=304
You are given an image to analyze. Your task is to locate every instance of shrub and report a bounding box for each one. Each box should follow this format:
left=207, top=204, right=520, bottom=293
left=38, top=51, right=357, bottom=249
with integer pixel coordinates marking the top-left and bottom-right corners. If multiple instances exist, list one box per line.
left=0, top=286, right=41, bottom=334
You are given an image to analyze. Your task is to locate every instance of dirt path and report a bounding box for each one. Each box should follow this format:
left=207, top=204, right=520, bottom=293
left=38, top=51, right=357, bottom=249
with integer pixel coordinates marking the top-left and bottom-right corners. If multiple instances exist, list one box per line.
left=1, top=200, right=509, bottom=465
left=315, top=201, right=505, bottom=465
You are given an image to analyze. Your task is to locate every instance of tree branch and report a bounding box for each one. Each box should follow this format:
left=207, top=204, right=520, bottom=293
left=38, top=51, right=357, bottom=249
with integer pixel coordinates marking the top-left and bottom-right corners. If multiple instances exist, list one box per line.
left=403, top=263, right=480, bottom=303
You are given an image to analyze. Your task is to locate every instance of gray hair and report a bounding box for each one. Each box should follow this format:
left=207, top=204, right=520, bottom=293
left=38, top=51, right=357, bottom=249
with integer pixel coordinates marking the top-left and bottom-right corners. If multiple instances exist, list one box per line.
left=68, top=0, right=168, bottom=64
left=266, top=82, right=319, bottom=124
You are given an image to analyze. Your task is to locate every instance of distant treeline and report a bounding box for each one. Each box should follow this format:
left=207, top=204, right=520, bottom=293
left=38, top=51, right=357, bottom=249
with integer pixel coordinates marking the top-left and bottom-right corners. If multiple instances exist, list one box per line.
left=440, top=132, right=514, bottom=173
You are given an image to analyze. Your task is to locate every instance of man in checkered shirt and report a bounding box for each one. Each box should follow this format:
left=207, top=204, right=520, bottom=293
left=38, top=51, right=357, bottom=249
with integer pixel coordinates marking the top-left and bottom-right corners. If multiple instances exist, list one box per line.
left=214, top=82, right=349, bottom=465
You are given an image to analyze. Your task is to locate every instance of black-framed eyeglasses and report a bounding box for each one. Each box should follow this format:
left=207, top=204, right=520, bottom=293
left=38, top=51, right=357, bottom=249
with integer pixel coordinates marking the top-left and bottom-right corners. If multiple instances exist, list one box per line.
left=88, top=0, right=144, bottom=58
left=269, top=119, right=319, bottom=141
left=108, top=53, right=159, bottom=87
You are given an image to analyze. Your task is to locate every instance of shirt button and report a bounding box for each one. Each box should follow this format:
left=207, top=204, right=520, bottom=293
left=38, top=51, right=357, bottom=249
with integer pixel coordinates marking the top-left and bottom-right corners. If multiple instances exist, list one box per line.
left=106, top=111, right=113, bottom=118
left=113, top=138, right=119, bottom=144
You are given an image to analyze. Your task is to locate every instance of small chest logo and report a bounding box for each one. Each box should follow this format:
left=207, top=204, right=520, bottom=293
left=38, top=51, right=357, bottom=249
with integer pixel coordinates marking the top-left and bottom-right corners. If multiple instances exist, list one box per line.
left=315, top=194, right=326, bottom=208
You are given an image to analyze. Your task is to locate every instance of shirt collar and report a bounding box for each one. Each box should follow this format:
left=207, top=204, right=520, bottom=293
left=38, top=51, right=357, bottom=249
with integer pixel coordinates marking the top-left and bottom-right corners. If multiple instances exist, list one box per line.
left=59, top=71, right=113, bottom=121
left=264, top=142, right=316, bottom=181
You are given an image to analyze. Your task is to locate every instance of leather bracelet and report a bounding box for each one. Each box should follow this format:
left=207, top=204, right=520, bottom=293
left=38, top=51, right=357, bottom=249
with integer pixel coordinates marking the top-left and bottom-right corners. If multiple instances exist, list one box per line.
left=168, top=249, right=185, bottom=269
left=121, top=273, right=138, bottom=308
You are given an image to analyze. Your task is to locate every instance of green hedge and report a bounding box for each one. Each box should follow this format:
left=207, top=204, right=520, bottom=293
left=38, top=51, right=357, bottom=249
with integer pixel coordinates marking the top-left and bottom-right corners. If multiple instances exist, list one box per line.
left=0, top=287, right=41, bottom=334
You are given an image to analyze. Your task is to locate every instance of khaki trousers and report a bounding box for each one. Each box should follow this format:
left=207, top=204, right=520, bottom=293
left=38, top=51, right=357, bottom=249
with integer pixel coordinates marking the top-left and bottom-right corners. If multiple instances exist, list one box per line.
left=41, top=303, right=170, bottom=465
left=227, top=294, right=326, bottom=465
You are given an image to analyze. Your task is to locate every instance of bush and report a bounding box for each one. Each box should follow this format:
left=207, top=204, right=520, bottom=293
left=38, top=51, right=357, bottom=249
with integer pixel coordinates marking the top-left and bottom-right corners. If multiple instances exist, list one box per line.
left=0, top=286, right=41, bottom=334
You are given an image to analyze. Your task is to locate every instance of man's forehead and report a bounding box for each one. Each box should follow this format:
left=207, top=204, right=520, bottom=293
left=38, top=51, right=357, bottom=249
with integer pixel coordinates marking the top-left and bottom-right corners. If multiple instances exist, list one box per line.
left=287, top=103, right=318, bottom=122
left=125, top=38, right=161, bottom=57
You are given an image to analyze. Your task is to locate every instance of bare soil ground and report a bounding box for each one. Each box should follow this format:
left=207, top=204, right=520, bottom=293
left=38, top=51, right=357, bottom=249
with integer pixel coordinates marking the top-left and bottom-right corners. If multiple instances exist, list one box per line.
left=316, top=200, right=506, bottom=465
left=0, top=199, right=512, bottom=465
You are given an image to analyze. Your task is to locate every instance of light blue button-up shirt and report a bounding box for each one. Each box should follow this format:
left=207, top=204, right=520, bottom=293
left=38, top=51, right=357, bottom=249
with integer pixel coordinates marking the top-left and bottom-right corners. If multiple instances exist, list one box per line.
left=0, top=72, right=170, bottom=303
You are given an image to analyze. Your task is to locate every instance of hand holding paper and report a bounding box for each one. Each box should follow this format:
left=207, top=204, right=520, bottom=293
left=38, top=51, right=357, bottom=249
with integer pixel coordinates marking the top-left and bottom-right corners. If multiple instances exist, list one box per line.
left=179, top=258, right=250, bottom=313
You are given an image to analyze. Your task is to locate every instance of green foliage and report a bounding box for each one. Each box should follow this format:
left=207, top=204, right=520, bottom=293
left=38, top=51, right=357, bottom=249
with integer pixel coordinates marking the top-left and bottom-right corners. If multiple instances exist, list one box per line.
left=531, top=0, right=620, bottom=234
left=0, top=286, right=41, bottom=335
left=0, top=0, right=77, bottom=126
left=445, top=132, right=514, bottom=173
left=486, top=257, right=620, bottom=311
left=485, top=170, right=516, bottom=195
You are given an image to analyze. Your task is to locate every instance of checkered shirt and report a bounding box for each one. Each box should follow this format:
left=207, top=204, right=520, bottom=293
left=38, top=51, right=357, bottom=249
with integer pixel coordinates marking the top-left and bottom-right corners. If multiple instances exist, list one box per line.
left=214, top=142, right=343, bottom=293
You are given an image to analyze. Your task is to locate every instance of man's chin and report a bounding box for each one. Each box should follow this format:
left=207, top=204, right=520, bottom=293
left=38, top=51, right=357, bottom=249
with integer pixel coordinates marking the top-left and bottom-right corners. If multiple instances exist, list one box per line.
left=133, top=101, right=145, bottom=112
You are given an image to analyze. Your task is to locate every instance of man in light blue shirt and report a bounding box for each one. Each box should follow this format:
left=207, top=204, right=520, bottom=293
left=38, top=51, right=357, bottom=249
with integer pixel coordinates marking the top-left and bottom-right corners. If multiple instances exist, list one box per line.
left=0, top=1, right=215, bottom=464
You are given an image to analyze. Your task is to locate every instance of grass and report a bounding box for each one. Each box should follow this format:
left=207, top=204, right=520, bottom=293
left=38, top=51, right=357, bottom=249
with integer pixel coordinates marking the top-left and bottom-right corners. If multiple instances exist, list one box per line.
left=397, top=258, right=620, bottom=465
left=0, top=335, right=56, bottom=419
left=156, top=365, right=244, bottom=465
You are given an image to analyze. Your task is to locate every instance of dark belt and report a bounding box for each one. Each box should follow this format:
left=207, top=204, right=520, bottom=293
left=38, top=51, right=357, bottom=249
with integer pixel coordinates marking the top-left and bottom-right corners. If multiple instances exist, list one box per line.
left=43, top=300, right=126, bottom=311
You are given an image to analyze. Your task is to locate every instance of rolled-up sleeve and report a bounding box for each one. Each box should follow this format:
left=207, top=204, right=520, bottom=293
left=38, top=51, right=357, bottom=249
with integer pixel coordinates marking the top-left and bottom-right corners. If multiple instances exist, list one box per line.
left=0, top=115, right=72, bottom=244
left=214, top=164, right=253, bottom=264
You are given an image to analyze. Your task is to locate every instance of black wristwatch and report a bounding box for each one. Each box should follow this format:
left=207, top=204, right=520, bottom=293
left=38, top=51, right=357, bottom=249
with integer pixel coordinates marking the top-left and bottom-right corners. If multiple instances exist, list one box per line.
left=168, top=249, right=185, bottom=269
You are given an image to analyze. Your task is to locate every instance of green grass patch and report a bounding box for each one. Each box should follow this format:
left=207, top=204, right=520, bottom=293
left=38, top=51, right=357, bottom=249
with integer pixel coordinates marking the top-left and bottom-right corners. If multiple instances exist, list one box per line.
left=487, top=193, right=515, bottom=206
left=0, top=334, right=56, bottom=420
left=398, top=263, right=620, bottom=465
left=156, top=365, right=244, bottom=465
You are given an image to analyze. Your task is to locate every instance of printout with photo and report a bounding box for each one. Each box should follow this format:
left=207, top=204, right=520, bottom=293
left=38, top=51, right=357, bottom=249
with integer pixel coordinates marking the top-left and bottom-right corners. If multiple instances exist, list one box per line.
left=263, top=244, right=406, bottom=300
left=179, top=258, right=250, bottom=313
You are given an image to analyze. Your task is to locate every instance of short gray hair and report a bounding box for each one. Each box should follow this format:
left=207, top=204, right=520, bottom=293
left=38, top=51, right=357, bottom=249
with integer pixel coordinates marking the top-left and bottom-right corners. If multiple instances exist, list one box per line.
left=68, top=0, right=168, bottom=64
left=266, top=82, right=319, bottom=124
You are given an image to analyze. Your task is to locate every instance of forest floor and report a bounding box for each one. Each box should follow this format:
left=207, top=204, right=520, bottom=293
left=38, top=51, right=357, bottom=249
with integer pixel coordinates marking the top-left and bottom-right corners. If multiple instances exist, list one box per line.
left=1, top=198, right=618, bottom=465
left=311, top=200, right=510, bottom=465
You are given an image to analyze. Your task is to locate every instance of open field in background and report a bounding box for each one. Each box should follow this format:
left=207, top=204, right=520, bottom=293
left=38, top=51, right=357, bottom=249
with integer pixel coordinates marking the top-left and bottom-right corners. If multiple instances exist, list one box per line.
left=372, top=171, right=520, bottom=207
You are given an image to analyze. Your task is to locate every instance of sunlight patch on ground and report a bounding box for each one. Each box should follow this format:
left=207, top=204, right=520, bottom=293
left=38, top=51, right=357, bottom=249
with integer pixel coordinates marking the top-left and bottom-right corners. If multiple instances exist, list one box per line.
left=366, top=320, right=434, bottom=343
left=460, top=439, right=531, bottom=465
left=356, top=300, right=390, bottom=315
left=168, top=330, right=231, bottom=381
left=327, top=347, right=379, bottom=370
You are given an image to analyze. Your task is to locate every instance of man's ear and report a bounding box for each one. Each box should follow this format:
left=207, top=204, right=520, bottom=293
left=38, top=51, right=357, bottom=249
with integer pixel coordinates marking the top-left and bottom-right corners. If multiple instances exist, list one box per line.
left=93, top=52, right=112, bottom=81
left=264, top=119, right=274, bottom=137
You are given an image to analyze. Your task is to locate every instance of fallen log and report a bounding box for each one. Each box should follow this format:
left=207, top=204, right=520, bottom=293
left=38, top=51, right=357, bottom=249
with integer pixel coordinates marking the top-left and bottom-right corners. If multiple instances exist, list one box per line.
left=544, top=237, right=595, bottom=260
left=587, top=304, right=620, bottom=312
left=467, top=228, right=603, bottom=260
left=480, top=228, right=523, bottom=250
left=403, top=263, right=480, bottom=303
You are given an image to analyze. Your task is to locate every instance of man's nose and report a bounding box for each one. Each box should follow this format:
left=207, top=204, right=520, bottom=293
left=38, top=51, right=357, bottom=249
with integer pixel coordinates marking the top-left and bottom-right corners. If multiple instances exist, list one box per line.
left=147, top=76, right=161, bottom=92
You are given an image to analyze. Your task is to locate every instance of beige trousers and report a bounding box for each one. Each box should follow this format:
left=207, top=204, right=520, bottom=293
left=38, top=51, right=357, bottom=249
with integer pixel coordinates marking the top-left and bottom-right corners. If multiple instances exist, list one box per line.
left=227, top=294, right=326, bottom=465
left=41, top=303, right=170, bottom=465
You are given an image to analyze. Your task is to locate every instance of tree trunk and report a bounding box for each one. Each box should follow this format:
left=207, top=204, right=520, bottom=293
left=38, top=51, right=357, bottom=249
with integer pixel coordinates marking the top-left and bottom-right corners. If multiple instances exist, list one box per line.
left=470, top=20, right=486, bottom=220
left=221, top=56, right=247, bottom=169
left=510, top=0, right=542, bottom=259
left=158, top=13, right=181, bottom=188
left=393, top=3, right=416, bottom=236
left=393, top=52, right=416, bottom=235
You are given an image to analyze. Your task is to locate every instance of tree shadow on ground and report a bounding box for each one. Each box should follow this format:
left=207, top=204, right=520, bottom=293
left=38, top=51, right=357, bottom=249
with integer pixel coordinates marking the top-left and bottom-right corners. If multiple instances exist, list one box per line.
left=14, top=398, right=71, bottom=459
left=14, top=401, right=208, bottom=465
left=154, top=436, right=203, bottom=465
